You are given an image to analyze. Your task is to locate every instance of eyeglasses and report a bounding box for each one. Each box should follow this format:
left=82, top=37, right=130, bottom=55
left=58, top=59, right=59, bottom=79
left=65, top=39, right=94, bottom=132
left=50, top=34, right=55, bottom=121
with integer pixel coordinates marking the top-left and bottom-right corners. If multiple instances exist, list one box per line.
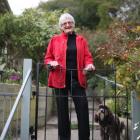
left=62, top=21, right=74, bottom=26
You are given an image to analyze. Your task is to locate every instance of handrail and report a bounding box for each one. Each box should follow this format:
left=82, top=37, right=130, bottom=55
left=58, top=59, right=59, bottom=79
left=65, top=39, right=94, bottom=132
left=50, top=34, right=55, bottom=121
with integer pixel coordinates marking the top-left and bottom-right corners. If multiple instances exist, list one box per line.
left=0, top=69, right=32, bottom=140
left=0, top=93, right=17, bottom=96
left=95, top=74, right=124, bottom=88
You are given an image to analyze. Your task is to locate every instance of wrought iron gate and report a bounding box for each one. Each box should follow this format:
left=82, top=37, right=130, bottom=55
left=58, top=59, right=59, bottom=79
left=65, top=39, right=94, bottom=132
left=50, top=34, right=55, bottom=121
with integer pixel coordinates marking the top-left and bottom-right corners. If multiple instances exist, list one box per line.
left=32, top=62, right=129, bottom=140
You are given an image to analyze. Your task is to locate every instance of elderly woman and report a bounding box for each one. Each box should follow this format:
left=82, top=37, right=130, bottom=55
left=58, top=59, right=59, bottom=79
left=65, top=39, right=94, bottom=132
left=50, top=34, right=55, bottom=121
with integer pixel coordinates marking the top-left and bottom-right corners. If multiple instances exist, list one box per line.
left=44, top=13, right=95, bottom=140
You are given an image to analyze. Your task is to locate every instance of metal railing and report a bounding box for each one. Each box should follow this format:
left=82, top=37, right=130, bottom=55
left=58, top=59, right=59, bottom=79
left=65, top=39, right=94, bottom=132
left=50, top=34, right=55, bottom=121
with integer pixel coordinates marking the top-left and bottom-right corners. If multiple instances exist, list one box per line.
left=34, top=63, right=129, bottom=140
left=0, top=59, right=32, bottom=140
left=96, top=73, right=140, bottom=140
left=1, top=59, right=140, bottom=139
left=95, top=74, right=124, bottom=88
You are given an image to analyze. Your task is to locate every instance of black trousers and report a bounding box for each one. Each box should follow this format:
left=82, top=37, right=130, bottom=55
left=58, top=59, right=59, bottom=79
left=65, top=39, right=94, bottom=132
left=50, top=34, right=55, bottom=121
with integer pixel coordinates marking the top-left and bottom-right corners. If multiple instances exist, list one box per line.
left=54, top=76, right=90, bottom=140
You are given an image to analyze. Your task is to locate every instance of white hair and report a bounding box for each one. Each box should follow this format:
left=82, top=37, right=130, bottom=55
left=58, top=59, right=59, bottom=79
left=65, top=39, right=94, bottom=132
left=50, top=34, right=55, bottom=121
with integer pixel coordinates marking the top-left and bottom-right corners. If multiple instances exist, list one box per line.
left=59, top=13, right=75, bottom=29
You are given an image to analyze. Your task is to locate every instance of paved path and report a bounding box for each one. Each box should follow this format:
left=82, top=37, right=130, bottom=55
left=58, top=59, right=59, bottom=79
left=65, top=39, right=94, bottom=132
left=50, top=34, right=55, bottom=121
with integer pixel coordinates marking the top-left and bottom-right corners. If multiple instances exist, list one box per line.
left=37, top=127, right=101, bottom=140
left=37, top=100, right=101, bottom=140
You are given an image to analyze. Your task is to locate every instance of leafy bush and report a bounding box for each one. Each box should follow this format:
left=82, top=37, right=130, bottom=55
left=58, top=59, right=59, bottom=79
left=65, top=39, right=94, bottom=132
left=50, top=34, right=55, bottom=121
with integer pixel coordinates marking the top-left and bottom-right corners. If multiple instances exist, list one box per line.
left=94, top=22, right=140, bottom=95
left=2, top=68, right=22, bottom=84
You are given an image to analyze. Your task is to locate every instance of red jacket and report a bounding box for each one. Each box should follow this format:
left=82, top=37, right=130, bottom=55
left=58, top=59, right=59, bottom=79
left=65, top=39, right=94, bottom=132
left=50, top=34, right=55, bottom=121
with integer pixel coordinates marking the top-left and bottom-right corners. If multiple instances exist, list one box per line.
left=44, top=32, right=94, bottom=88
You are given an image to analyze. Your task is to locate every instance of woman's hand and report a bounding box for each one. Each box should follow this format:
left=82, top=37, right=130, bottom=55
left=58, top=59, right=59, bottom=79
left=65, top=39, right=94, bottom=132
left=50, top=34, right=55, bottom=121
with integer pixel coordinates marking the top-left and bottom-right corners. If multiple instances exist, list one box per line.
left=84, top=64, right=95, bottom=71
left=47, top=61, right=59, bottom=70
left=49, top=61, right=59, bottom=67
left=83, top=64, right=95, bottom=74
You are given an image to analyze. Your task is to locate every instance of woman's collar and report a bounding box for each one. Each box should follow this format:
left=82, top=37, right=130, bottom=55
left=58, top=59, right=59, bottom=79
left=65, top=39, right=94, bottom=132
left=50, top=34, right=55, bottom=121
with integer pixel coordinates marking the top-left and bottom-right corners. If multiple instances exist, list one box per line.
left=61, top=31, right=76, bottom=37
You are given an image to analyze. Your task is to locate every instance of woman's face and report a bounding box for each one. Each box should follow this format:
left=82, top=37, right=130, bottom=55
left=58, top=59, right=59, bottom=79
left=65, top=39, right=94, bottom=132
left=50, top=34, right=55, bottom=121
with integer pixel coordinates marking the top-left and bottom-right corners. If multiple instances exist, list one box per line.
left=61, top=19, right=74, bottom=34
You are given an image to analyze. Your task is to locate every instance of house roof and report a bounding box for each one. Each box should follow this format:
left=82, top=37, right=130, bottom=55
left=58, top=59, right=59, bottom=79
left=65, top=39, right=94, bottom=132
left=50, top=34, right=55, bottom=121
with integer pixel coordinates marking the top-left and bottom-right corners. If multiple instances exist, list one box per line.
left=0, top=0, right=11, bottom=14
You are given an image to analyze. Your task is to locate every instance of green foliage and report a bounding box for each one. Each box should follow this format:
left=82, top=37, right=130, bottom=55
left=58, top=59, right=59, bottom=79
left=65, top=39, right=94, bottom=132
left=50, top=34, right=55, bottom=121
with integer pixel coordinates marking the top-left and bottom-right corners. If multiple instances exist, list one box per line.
left=97, top=2, right=113, bottom=29
left=95, top=22, right=140, bottom=95
left=106, top=97, right=131, bottom=117
left=2, top=68, right=22, bottom=84
left=39, top=0, right=120, bottom=30
left=75, top=0, right=100, bottom=29
left=39, top=0, right=78, bottom=12
left=0, top=9, right=61, bottom=64
left=0, top=9, right=63, bottom=84
left=117, top=0, right=140, bottom=23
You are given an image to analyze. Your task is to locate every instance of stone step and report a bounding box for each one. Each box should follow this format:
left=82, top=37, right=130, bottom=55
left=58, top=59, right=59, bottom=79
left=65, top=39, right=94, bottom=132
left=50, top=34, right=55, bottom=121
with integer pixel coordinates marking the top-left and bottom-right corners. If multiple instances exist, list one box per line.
left=47, top=111, right=95, bottom=124
left=37, top=127, right=101, bottom=140
left=69, top=103, right=99, bottom=111
left=46, top=122, right=100, bottom=130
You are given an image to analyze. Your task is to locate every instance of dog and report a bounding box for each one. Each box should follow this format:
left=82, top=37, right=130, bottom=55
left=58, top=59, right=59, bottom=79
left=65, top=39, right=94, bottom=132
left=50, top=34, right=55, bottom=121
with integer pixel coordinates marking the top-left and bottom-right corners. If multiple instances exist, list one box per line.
left=95, top=104, right=125, bottom=140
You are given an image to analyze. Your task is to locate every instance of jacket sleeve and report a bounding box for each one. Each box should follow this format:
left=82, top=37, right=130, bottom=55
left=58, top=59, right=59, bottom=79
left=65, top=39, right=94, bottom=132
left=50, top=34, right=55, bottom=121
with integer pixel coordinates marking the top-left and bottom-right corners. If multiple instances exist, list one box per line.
left=44, top=38, right=54, bottom=65
left=83, top=38, right=94, bottom=66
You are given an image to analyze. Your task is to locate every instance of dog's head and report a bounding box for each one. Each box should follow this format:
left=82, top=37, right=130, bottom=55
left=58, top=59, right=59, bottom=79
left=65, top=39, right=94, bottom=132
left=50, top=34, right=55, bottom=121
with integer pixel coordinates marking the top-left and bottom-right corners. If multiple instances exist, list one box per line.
left=95, top=104, right=112, bottom=124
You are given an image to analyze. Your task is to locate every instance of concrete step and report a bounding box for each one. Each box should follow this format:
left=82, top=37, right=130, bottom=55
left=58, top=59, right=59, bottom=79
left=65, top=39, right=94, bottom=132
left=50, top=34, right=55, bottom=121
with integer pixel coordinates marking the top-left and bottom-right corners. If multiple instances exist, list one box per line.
left=46, top=122, right=100, bottom=130
left=37, top=128, right=101, bottom=140
left=46, top=109, right=100, bottom=130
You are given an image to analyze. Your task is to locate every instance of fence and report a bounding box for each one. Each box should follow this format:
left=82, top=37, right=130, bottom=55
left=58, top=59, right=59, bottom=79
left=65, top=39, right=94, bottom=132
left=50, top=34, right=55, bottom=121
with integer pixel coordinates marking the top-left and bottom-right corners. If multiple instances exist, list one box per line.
left=0, top=59, right=32, bottom=140
left=0, top=60, right=140, bottom=139
left=33, top=63, right=130, bottom=140
left=0, top=93, right=20, bottom=139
